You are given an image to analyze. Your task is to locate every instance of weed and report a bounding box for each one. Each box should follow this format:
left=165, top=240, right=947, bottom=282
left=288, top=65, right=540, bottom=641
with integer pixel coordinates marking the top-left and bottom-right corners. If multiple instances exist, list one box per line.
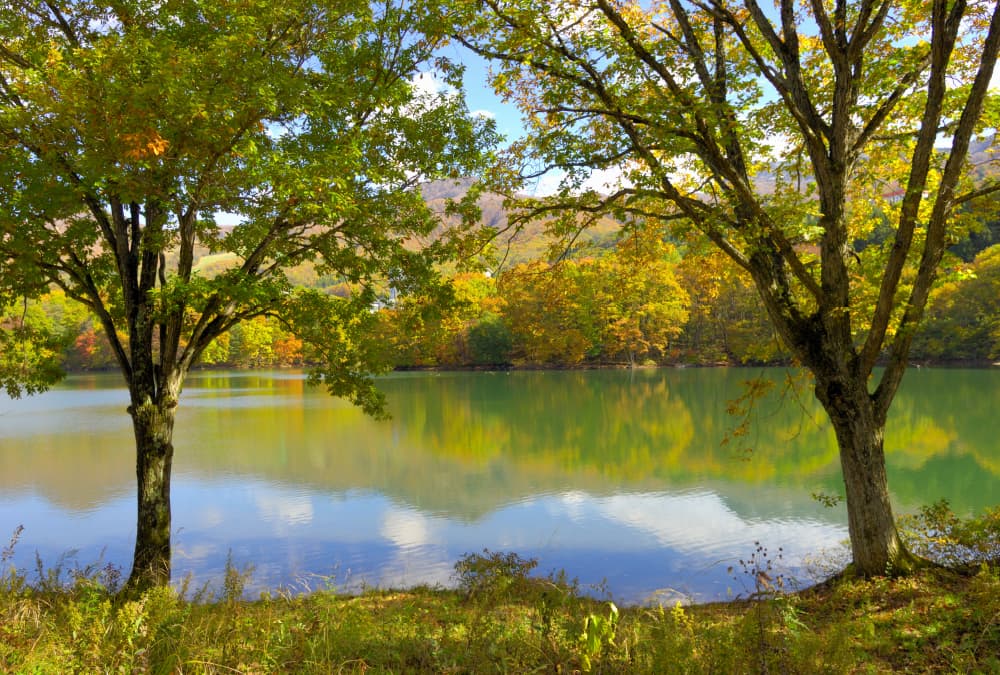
left=219, top=550, right=255, bottom=602
left=729, top=541, right=786, bottom=600
left=1, top=532, right=999, bottom=673
left=0, top=526, right=26, bottom=596
left=727, top=541, right=793, bottom=674
left=578, top=601, right=618, bottom=672
left=1, top=525, right=22, bottom=566
left=454, top=549, right=539, bottom=602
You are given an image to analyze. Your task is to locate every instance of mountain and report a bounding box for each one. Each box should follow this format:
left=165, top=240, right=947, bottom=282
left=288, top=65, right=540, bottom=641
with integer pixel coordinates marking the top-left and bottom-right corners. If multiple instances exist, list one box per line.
left=421, top=178, right=624, bottom=267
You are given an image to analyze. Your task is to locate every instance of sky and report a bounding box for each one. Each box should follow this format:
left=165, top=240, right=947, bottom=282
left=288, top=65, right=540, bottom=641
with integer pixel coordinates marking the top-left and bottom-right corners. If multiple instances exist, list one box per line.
left=439, top=43, right=636, bottom=195
left=445, top=27, right=1000, bottom=130
left=442, top=45, right=525, bottom=143
left=219, top=26, right=1000, bottom=223
left=437, top=36, right=1000, bottom=198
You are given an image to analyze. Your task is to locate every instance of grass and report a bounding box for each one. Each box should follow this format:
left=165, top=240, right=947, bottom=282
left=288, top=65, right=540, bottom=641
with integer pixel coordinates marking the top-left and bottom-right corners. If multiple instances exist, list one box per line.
left=2, top=505, right=999, bottom=673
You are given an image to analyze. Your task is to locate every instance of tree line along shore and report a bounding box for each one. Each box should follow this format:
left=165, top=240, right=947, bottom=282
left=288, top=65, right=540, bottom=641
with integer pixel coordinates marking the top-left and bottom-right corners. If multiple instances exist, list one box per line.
left=10, top=231, right=1000, bottom=374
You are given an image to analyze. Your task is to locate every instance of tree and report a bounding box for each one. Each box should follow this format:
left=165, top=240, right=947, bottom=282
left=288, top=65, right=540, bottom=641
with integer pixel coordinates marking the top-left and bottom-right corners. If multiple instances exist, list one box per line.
left=0, top=0, right=494, bottom=591
left=501, top=260, right=598, bottom=364
left=593, top=228, right=689, bottom=366
left=0, top=296, right=70, bottom=394
left=912, top=244, right=1000, bottom=361
left=467, top=313, right=514, bottom=365
left=231, top=316, right=278, bottom=368
left=458, top=0, right=1000, bottom=575
left=677, top=243, right=780, bottom=364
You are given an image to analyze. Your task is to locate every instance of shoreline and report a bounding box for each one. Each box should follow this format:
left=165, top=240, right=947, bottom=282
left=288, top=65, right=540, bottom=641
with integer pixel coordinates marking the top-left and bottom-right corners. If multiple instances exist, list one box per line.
left=57, top=357, right=1000, bottom=376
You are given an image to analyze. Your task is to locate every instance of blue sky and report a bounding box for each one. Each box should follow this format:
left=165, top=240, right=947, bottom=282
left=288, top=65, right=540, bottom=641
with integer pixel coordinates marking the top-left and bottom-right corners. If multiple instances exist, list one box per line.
left=443, top=35, right=1000, bottom=197
left=440, top=43, right=633, bottom=195
left=445, top=44, right=525, bottom=142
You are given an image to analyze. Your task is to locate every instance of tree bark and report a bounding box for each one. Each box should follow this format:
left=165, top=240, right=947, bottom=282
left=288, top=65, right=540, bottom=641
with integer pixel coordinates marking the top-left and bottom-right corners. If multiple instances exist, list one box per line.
left=814, top=373, right=914, bottom=576
left=749, top=258, right=915, bottom=577
left=124, top=394, right=177, bottom=592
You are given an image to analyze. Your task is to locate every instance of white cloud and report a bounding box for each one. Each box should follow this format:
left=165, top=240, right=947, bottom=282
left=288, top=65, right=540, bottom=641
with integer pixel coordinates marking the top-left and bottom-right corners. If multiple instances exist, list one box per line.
left=380, top=507, right=434, bottom=550
left=411, top=71, right=455, bottom=98
left=172, top=542, right=218, bottom=562
left=470, top=108, right=496, bottom=119
left=197, top=506, right=225, bottom=528
left=213, top=211, right=243, bottom=227
left=526, top=164, right=632, bottom=197
left=255, top=494, right=314, bottom=527
left=557, top=490, right=588, bottom=522
left=370, top=506, right=453, bottom=590
left=530, top=170, right=565, bottom=196
left=593, top=491, right=845, bottom=562
left=580, top=165, right=632, bottom=193
left=377, top=558, right=454, bottom=589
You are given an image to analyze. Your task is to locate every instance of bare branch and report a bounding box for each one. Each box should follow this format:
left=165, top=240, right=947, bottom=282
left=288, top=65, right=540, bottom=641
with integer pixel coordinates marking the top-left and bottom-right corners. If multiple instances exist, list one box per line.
left=43, top=1, right=81, bottom=49
left=852, top=51, right=933, bottom=154
left=0, top=44, right=34, bottom=70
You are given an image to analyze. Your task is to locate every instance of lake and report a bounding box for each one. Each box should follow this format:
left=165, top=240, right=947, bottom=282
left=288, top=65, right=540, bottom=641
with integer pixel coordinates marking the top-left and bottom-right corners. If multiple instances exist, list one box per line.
left=1, top=368, right=998, bottom=603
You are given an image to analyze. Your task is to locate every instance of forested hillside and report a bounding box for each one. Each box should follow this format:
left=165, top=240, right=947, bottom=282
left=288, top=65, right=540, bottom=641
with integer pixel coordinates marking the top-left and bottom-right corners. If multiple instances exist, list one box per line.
left=4, top=173, right=999, bottom=372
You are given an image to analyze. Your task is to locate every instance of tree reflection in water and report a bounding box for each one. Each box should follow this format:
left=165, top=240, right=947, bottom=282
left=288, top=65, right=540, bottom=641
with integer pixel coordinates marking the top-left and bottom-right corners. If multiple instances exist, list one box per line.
left=0, top=368, right=997, bottom=599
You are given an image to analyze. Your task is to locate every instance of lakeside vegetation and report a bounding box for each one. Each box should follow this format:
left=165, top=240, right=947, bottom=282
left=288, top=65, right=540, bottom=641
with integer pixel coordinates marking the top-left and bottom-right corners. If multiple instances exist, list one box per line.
left=3, top=503, right=999, bottom=673
left=8, top=225, right=1000, bottom=374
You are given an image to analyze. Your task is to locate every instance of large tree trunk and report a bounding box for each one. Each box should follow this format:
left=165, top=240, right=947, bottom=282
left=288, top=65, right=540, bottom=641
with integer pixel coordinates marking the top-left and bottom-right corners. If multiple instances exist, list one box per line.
left=125, top=395, right=177, bottom=592
left=814, top=373, right=914, bottom=576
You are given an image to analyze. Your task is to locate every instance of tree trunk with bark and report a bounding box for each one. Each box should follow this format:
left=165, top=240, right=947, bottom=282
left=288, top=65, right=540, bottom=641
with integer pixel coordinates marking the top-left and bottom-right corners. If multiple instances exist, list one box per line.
left=814, top=372, right=914, bottom=575
left=125, top=390, right=179, bottom=592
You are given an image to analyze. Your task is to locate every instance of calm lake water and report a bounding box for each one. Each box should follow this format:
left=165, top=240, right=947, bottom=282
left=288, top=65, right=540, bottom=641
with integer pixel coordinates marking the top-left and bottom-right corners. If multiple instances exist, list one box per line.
left=1, top=368, right=998, bottom=603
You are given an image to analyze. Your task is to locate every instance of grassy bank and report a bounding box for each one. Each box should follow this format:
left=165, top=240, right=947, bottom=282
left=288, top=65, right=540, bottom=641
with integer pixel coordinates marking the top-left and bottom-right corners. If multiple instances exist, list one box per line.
left=2, top=505, right=999, bottom=673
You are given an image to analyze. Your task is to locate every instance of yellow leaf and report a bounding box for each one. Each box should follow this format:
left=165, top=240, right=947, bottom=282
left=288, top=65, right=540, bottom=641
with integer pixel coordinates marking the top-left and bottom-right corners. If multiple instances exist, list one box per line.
left=121, top=128, right=169, bottom=160
left=46, top=46, right=62, bottom=68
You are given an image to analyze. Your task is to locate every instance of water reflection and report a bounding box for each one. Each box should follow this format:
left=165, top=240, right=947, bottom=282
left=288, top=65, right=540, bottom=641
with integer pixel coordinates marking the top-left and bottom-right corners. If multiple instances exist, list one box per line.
left=1, top=368, right=998, bottom=602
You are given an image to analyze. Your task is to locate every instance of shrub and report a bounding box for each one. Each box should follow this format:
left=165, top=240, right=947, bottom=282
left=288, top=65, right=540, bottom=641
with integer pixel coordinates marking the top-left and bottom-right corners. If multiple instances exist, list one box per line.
left=899, top=500, right=1000, bottom=567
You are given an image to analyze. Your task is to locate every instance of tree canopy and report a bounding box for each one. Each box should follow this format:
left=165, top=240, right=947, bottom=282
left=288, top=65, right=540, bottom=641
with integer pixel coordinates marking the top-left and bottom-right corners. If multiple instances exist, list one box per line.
left=0, top=0, right=496, bottom=589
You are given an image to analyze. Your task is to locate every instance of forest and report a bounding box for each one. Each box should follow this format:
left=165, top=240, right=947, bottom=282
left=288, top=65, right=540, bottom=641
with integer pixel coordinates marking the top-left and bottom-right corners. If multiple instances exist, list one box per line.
left=6, top=187, right=999, bottom=373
